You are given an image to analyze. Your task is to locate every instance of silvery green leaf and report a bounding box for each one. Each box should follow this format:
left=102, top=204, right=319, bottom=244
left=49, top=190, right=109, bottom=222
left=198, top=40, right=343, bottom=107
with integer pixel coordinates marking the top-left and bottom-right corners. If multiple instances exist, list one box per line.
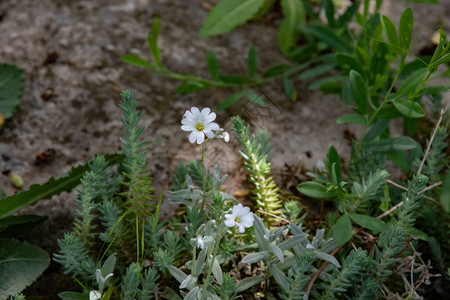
left=312, top=229, right=325, bottom=248
left=168, top=266, right=188, bottom=284
left=202, top=236, right=216, bottom=248
left=169, top=189, right=203, bottom=206
left=241, top=251, right=270, bottom=264
left=320, top=238, right=337, bottom=254
left=290, top=223, right=306, bottom=236
left=101, top=253, right=117, bottom=278
left=211, top=257, right=223, bottom=285
left=270, top=244, right=284, bottom=263
left=269, top=265, right=290, bottom=293
left=277, top=255, right=296, bottom=271
left=234, top=275, right=265, bottom=293
left=183, top=286, right=199, bottom=300
left=254, top=217, right=269, bottom=250
left=314, top=251, right=340, bottom=268
left=180, top=274, right=198, bottom=290
left=194, top=248, right=207, bottom=277
left=272, top=227, right=285, bottom=241
left=205, top=221, right=217, bottom=236
left=278, top=234, right=308, bottom=251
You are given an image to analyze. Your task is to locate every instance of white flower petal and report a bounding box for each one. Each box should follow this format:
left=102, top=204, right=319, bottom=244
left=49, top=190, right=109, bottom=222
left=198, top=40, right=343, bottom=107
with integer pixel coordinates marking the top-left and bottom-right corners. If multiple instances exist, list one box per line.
left=238, top=225, right=245, bottom=233
left=181, top=118, right=195, bottom=126
left=189, top=131, right=197, bottom=143
left=184, top=110, right=194, bottom=120
left=205, top=112, right=216, bottom=123
left=201, top=107, right=211, bottom=118
left=224, top=219, right=236, bottom=227
left=205, top=130, right=214, bottom=138
left=196, top=132, right=205, bottom=144
left=181, top=124, right=195, bottom=132
left=206, top=122, right=220, bottom=131
left=240, top=206, right=250, bottom=215
left=191, top=107, right=200, bottom=116
left=224, top=213, right=233, bottom=219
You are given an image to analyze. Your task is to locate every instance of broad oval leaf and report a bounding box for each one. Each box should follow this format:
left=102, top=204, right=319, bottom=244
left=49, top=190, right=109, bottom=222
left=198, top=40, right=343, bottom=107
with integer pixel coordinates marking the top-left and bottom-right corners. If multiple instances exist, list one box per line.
left=332, top=214, right=352, bottom=245
left=314, top=251, right=341, bottom=267
left=0, top=238, right=50, bottom=298
left=297, top=182, right=337, bottom=199
left=269, top=265, right=290, bottom=293
left=380, top=15, right=399, bottom=51
left=168, top=266, right=187, bottom=284
left=349, top=213, right=389, bottom=233
left=0, top=63, right=24, bottom=119
left=199, top=0, right=266, bottom=38
left=393, top=99, right=425, bottom=118
left=398, top=8, right=414, bottom=50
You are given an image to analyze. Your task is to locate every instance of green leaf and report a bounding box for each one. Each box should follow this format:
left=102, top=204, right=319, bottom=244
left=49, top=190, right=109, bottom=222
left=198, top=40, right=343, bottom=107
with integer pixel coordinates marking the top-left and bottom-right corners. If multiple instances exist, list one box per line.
left=431, top=53, right=450, bottom=67
left=206, top=51, right=219, bottom=80
left=0, top=215, right=47, bottom=237
left=387, top=151, right=410, bottom=173
left=363, top=119, right=390, bottom=143
left=324, top=0, right=336, bottom=27
left=380, top=15, right=399, bottom=51
left=349, top=214, right=389, bottom=233
left=396, top=68, right=428, bottom=97
left=194, top=248, right=207, bottom=277
left=211, top=257, right=223, bottom=285
left=216, top=92, right=244, bottom=110
left=327, top=146, right=342, bottom=183
left=101, top=253, right=117, bottom=278
left=332, top=214, right=352, bottom=245
left=398, top=8, right=414, bottom=50
left=235, top=275, right=264, bottom=293
left=349, top=70, right=368, bottom=114
left=58, top=292, right=87, bottom=300
left=0, top=63, right=24, bottom=119
left=440, top=172, right=450, bottom=213
left=168, top=266, right=187, bottom=284
left=245, top=92, right=265, bottom=106
left=269, top=265, right=290, bottom=293
left=314, top=251, right=340, bottom=267
left=298, top=64, right=335, bottom=80
left=121, top=54, right=154, bottom=69
left=283, top=77, right=296, bottom=100
left=199, top=0, right=266, bottom=38
left=263, top=64, right=290, bottom=77
left=336, top=54, right=364, bottom=76
left=0, top=238, right=50, bottom=298
left=393, top=99, right=425, bottom=118
left=0, top=153, right=124, bottom=218
left=248, top=46, right=257, bottom=77
left=278, top=0, right=305, bottom=55
left=175, top=81, right=211, bottom=94
left=407, top=228, right=429, bottom=241
left=336, top=114, right=367, bottom=125
left=297, top=182, right=337, bottom=199
left=147, top=19, right=162, bottom=67
left=304, top=25, right=352, bottom=53
left=218, top=75, right=251, bottom=84
left=363, top=136, right=417, bottom=153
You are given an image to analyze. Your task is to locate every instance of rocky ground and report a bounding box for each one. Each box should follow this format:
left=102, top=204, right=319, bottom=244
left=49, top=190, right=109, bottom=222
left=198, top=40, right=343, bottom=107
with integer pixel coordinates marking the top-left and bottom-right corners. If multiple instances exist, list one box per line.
left=0, top=0, right=448, bottom=298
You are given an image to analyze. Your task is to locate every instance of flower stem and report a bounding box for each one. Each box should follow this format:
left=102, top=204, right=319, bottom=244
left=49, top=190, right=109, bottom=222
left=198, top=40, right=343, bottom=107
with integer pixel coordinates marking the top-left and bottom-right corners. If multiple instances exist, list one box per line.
left=201, top=141, right=206, bottom=211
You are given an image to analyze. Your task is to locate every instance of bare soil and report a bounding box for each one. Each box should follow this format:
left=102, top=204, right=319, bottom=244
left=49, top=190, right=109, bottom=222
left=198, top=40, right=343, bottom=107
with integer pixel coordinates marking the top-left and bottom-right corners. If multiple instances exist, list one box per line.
left=0, top=0, right=448, bottom=298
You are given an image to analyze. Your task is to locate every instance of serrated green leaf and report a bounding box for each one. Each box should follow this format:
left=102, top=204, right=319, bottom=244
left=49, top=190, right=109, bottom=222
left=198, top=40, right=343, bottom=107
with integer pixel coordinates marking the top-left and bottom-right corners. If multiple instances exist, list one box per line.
left=297, top=182, right=337, bottom=199
left=0, top=238, right=50, bottom=298
left=121, top=54, right=154, bottom=69
left=0, top=215, right=47, bottom=237
left=0, top=153, right=124, bottom=218
left=349, top=213, right=389, bottom=233
left=349, top=70, right=368, bottom=114
left=0, top=63, right=24, bottom=119
left=393, top=99, right=425, bottom=118
left=336, top=114, right=366, bottom=125
left=248, top=46, right=257, bottom=77
left=332, top=214, right=352, bottom=245
left=440, top=172, right=450, bottom=213
left=398, top=8, right=414, bottom=50
left=206, top=51, right=219, bottom=80
left=199, top=0, right=266, bottom=38
left=234, top=275, right=264, bottom=293
left=278, top=0, right=305, bottom=55
left=363, top=136, right=417, bottom=153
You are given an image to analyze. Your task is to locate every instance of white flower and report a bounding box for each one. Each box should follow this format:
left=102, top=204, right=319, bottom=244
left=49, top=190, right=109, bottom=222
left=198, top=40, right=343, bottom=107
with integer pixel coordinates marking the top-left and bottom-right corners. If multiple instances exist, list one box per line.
left=222, top=132, right=230, bottom=142
left=196, top=236, right=205, bottom=249
left=224, top=203, right=255, bottom=233
left=90, top=290, right=102, bottom=300
left=181, top=107, right=219, bottom=144
left=215, top=128, right=230, bottom=142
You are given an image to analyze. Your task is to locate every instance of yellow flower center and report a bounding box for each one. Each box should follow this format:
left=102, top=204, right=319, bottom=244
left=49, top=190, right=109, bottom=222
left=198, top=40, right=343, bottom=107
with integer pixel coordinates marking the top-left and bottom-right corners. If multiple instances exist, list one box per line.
left=196, top=122, right=204, bottom=131
left=235, top=216, right=241, bottom=223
